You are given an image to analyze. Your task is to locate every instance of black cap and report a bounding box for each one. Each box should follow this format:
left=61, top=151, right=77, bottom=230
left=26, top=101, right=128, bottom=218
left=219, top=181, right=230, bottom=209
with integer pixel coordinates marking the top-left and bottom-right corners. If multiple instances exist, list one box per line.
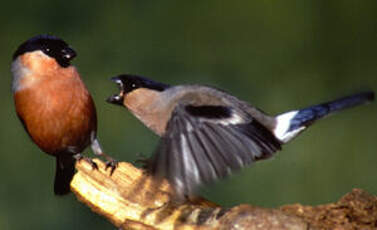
left=13, top=34, right=76, bottom=68
left=111, top=74, right=170, bottom=94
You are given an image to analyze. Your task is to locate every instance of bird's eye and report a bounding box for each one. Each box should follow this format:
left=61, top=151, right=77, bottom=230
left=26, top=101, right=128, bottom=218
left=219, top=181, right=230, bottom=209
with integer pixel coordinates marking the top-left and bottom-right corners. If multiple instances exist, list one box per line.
left=124, top=81, right=140, bottom=93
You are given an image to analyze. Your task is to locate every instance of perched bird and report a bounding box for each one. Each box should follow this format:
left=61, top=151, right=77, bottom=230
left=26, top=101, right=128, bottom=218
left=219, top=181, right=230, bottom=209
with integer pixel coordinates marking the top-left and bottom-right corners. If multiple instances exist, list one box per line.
left=12, top=34, right=116, bottom=195
left=107, top=74, right=374, bottom=196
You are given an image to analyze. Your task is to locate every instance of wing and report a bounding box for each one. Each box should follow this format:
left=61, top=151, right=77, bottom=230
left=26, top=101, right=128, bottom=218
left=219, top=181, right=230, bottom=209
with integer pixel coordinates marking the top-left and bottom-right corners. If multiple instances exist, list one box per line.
left=150, top=104, right=282, bottom=196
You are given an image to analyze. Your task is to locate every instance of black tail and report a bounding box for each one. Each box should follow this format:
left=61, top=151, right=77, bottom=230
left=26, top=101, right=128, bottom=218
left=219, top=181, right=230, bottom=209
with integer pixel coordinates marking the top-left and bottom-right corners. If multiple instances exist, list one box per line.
left=274, top=91, right=374, bottom=143
left=289, top=91, right=374, bottom=131
left=54, top=155, right=76, bottom=195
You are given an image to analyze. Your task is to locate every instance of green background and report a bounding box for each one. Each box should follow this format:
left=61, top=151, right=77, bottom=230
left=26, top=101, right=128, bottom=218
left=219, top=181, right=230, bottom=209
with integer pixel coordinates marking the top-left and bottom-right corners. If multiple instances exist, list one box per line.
left=1, top=1, right=376, bottom=229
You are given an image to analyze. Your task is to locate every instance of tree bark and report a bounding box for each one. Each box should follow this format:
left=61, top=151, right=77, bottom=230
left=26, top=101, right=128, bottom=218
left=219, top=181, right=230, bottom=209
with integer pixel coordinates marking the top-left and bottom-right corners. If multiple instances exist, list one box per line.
left=71, top=159, right=376, bottom=230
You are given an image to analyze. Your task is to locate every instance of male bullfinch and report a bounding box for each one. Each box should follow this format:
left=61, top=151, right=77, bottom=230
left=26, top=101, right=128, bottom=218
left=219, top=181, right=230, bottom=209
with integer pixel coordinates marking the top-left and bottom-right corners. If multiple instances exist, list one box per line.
left=107, top=74, right=374, bottom=197
left=11, top=34, right=116, bottom=195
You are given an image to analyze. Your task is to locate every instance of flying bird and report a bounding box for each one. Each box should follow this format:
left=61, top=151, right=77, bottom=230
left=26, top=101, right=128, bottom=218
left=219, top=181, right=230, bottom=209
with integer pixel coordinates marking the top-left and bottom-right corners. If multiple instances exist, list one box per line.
left=107, top=74, right=374, bottom=196
left=12, top=34, right=116, bottom=195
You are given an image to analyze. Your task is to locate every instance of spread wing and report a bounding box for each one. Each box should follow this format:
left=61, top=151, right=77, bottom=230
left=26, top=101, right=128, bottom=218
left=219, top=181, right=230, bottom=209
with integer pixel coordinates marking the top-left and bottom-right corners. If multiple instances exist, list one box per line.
left=150, top=104, right=282, bottom=196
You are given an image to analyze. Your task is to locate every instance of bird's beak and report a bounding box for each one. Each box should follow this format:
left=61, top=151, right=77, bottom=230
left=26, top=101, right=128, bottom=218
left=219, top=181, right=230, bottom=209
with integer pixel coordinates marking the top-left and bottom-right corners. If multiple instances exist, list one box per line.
left=106, top=94, right=124, bottom=106
left=106, top=77, right=124, bottom=106
left=62, top=47, right=77, bottom=61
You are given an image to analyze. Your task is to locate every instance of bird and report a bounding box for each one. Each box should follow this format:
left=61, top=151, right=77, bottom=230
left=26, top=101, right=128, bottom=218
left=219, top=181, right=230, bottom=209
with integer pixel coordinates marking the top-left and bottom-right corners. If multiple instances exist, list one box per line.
left=107, top=74, right=374, bottom=197
left=11, top=34, right=117, bottom=195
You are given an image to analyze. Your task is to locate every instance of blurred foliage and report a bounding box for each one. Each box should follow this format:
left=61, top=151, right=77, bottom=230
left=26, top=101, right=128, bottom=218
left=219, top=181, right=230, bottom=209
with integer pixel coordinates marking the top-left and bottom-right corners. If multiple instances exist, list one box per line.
left=1, top=1, right=376, bottom=229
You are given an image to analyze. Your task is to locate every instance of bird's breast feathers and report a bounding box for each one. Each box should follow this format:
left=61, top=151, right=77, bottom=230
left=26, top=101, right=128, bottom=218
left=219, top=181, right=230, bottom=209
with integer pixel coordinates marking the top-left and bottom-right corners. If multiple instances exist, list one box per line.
left=12, top=51, right=77, bottom=92
left=13, top=69, right=95, bottom=154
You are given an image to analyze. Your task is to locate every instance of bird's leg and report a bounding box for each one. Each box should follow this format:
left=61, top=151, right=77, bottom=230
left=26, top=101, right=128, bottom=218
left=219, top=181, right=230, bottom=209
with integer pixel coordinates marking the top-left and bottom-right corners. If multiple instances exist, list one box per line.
left=91, top=138, right=118, bottom=175
left=73, top=153, right=98, bottom=170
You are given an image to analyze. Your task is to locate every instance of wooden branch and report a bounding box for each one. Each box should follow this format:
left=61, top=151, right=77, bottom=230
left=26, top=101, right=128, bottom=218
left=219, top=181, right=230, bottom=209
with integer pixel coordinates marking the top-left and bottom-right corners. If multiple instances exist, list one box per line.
left=71, top=159, right=377, bottom=230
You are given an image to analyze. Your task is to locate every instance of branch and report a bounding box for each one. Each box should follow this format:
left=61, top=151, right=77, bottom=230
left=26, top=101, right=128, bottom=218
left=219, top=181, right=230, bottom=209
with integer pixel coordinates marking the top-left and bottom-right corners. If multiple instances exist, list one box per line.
left=71, top=159, right=377, bottom=230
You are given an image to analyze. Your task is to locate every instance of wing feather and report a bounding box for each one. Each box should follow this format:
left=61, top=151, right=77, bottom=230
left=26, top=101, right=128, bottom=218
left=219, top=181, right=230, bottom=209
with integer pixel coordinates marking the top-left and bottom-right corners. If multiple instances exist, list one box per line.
left=150, top=104, right=281, bottom=196
left=186, top=129, right=216, bottom=184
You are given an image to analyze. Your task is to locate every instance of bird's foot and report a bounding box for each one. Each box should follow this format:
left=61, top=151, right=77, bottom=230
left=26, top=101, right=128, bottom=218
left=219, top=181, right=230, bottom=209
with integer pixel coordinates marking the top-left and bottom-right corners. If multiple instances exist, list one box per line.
left=74, top=154, right=98, bottom=170
left=105, top=159, right=118, bottom=175
left=93, top=150, right=118, bottom=175
left=91, top=139, right=118, bottom=175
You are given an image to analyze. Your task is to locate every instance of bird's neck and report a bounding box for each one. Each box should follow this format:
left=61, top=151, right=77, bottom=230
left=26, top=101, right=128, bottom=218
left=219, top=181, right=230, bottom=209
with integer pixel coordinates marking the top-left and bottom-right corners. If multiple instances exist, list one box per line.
left=12, top=53, right=76, bottom=93
left=124, top=88, right=171, bottom=136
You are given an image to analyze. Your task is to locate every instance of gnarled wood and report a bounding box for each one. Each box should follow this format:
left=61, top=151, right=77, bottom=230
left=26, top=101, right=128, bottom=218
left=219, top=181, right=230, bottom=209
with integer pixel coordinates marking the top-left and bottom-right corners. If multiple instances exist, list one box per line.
left=71, top=159, right=377, bottom=230
left=71, top=159, right=310, bottom=229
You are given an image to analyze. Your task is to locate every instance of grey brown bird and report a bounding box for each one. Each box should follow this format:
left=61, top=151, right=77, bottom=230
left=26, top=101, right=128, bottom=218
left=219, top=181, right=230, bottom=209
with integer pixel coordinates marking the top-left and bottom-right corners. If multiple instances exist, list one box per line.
left=12, top=34, right=117, bottom=195
left=107, top=74, right=374, bottom=196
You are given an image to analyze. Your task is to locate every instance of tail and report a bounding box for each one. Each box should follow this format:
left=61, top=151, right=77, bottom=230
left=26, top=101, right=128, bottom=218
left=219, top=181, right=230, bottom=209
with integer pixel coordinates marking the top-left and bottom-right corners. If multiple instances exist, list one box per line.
left=54, top=155, right=76, bottom=195
left=273, top=91, right=374, bottom=143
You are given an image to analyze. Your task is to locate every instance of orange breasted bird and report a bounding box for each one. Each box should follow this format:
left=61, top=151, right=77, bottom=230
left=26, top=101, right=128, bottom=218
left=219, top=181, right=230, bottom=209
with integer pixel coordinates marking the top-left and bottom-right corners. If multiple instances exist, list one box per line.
left=107, top=74, right=374, bottom=197
left=12, top=34, right=116, bottom=195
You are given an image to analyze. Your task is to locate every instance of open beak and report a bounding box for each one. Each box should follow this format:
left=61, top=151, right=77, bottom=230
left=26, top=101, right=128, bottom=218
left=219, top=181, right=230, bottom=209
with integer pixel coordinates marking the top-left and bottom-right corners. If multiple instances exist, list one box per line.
left=106, top=77, right=124, bottom=106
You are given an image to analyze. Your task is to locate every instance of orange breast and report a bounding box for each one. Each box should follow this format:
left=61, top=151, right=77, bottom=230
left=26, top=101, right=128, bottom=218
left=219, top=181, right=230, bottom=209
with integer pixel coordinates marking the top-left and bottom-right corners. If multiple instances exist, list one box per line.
left=14, top=69, right=96, bottom=155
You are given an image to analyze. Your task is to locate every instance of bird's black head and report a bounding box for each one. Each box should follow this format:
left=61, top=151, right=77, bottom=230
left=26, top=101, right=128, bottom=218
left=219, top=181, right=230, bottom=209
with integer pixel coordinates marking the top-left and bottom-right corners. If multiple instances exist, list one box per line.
left=13, top=34, right=76, bottom=68
left=107, top=74, right=170, bottom=106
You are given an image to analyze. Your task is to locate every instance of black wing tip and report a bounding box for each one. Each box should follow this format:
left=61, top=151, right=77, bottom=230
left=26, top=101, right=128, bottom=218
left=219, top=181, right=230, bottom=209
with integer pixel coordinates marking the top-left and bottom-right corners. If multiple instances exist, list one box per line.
left=185, top=105, right=233, bottom=119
